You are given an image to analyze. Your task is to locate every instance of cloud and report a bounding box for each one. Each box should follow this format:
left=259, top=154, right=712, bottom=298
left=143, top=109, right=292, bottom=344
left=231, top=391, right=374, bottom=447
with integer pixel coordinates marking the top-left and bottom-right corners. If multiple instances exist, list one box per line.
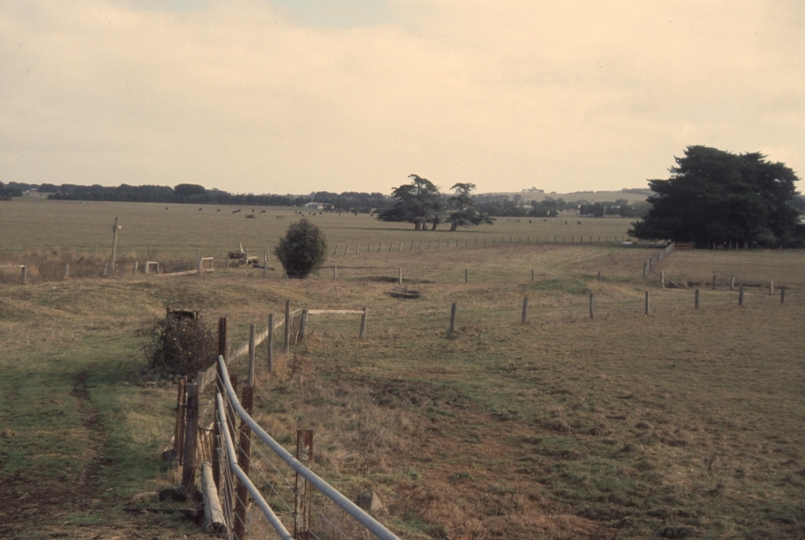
left=1, top=0, right=803, bottom=194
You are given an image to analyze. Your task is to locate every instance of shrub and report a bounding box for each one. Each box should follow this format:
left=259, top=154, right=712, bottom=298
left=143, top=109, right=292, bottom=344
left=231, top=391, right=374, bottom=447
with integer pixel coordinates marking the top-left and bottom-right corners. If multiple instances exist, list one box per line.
left=140, top=311, right=216, bottom=377
left=274, top=219, right=328, bottom=278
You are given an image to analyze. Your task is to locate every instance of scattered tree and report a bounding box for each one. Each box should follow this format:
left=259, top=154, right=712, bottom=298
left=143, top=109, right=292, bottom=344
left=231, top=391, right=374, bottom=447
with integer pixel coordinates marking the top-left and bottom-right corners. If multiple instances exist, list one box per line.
left=447, top=183, right=494, bottom=230
left=274, top=219, right=328, bottom=278
left=377, top=174, right=443, bottom=230
left=629, top=146, right=803, bottom=247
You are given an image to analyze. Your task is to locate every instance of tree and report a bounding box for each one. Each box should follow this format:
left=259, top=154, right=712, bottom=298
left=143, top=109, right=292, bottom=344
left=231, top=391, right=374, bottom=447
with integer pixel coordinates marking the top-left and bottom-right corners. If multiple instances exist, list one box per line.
left=447, top=183, right=494, bottom=231
left=174, top=183, right=206, bottom=197
left=629, top=146, right=803, bottom=247
left=273, top=219, right=328, bottom=278
left=377, top=175, right=443, bottom=230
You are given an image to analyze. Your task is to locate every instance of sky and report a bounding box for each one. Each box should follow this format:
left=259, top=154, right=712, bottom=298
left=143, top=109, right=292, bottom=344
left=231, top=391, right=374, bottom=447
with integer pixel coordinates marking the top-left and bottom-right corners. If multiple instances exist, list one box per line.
left=2, top=0, right=803, bottom=196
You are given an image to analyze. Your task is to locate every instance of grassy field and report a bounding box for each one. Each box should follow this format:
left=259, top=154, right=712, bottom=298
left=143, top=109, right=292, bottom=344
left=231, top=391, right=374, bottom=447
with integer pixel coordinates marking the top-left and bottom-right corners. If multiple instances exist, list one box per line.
left=1, top=200, right=804, bottom=538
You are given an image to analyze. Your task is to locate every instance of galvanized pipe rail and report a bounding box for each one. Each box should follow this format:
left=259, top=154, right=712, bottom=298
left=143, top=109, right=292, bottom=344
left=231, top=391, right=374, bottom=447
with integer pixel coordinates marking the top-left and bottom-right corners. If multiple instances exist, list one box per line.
left=217, top=356, right=401, bottom=540
left=216, top=393, right=293, bottom=540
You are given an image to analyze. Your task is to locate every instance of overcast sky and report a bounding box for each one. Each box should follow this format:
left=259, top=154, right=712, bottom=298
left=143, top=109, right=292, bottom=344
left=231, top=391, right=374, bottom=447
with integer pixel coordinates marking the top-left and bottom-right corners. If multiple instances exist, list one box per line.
left=2, top=0, right=803, bottom=196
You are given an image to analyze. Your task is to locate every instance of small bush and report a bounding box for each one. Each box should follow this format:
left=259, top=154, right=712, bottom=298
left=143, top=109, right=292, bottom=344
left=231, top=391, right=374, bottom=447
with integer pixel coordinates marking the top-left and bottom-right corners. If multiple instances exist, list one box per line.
left=140, top=312, right=216, bottom=377
left=274, top=219, right=328, bottom=278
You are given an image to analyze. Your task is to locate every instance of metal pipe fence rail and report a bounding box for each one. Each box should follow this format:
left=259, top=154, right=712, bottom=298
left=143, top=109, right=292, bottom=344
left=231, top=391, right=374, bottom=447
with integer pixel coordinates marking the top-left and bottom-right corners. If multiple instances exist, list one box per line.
left=214, top=356, right=400, bottom=540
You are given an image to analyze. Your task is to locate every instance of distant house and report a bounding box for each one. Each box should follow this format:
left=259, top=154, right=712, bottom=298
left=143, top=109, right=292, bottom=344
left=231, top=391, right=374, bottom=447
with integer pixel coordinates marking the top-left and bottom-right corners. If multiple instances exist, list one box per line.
left=304, top=202, right=325, bottom=210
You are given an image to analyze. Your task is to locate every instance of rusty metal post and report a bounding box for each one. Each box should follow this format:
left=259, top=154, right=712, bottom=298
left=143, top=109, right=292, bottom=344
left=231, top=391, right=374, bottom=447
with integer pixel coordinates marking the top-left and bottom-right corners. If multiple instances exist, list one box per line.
left=294, top=430, right=313, bottom=540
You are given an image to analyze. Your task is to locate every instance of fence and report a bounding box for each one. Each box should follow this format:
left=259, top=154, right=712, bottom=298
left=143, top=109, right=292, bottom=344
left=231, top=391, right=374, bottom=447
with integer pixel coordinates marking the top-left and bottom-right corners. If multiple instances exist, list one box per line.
left=642, top=242, right=675, bottom=280
left=168, top=306, right=390, bottom=539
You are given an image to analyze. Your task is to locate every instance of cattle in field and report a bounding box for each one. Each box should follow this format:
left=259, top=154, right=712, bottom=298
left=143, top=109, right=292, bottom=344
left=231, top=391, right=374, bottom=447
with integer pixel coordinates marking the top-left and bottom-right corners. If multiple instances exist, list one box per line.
left=233, top=209, right=241, bottom=214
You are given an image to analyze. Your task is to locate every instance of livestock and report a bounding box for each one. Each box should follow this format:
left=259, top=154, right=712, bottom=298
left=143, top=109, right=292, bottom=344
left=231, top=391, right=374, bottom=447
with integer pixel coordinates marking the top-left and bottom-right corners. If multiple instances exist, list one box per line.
left=233, top=209, right=242, bottom=214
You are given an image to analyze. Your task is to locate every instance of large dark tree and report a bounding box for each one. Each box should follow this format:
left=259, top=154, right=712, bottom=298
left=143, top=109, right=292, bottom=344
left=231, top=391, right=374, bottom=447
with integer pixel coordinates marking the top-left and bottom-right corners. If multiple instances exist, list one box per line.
left=629, top=146, right=803, bottom=247
left=447, top=183, right=494, bottom=230
left=377, top=174, right=443, bottom=230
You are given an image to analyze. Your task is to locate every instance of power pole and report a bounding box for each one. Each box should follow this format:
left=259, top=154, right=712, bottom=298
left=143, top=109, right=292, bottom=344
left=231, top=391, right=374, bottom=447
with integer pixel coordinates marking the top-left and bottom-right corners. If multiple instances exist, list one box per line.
left=110, top=217, right=122, bottom=274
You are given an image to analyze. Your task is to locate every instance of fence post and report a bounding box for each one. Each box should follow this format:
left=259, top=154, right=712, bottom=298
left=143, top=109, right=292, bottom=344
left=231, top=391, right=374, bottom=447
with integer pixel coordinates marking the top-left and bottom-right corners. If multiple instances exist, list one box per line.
left=133, top=261, right=138, bottom=275
left=660, top=271, right=665, bottom=288
left=645, top=291, right=650, bottom=315
left=294, top=430, right=314, bottom=540
left=333, top=245, right=338, bottom=257
left=64, top=263, right=69, bottom=280
left=284, top=300, right=291, bottom=354
left=181, top=383, right=199, bottom=492
left=597, top=271, right=601, bottom=282
left=234, top=386, right=254, bottom=540
left=531, top=269, right=535, bottom=283
left=110, top=217, right=120, bottom=275
left=449, top=303, right=457, bottom=333
left=695, top=288, right=700, bottom=310
left=299, top=309, right=308, bottom=342
left=712, top=274, right=717, bottom=290
left=268, top=313, right=274, bottom=373
left=770, top=280, right=774, bottom=295
left=739, top=285, right=744, bottom=307
left=173, top=377, right=187, bottom=461
left=589, top=294, right=594, bottom=319
left=464, top=269, right=468, bottom=284
left=248, top=323, right=256, bottom=386
left=197, top=257, right=202, bottom=277
left=730, top=275, right=735, bottom=291
left=213, top=318, right=227, bottom=489
left=333, top=265, right=337, bottom=279
left=781, top=286, right=786, bottom=304
left=398, top=268, right=402, bottom=285
left=359, top=307, right=368, bottom=339
left=522, top=297, right=529, bottom=324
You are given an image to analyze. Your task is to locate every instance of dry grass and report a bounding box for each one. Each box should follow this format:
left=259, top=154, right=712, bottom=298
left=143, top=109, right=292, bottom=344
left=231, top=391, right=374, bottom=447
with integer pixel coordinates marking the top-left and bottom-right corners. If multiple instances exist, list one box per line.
left=2, top=206, right=805, bottom=538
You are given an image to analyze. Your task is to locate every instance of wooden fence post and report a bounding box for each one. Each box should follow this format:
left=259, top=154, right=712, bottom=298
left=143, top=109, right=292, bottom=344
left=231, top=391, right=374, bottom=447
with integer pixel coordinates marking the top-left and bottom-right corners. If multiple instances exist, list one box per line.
left=248, top=323, right=256, bottom=387
left=660, top=271, right=665, bottom=289
left=294, top=430, right=313, bottom=540
left=589, top=294, right=594, bottom=319
left=64, top=263, right=69, bottom=280
left=234, top=386, right=254, bottom=540
left=645, top=291, right=650, bottom=315
left=770, top=280, right=774, bottom=295
left=695, top=288, right=700, bottom=310
left=522, top=297, right=528, bottom=324
left=213, top=318, right=227, bottom=489
left=173, top=377, right=187, bottom=461
left=739, top=285, right=744, bottom=307
left=181, top=383, right=199, bottom=492
left=359, top=307, right=367, bottom=339
left=531, top=269, right=535, bottom=283
left=284, top=300, right=291, bottom=354
left=110, top=217, right=120, bottom=275
left=267, top=313, right=274, bottom=373
left=299, top=309, right=308, bottom=342
left=781, top=286, right=786, bottom=304
left=449, top=303, right=457, bottom=333
left=712, top=274, right=717, bottom=290
left=464, top=269, right=468, bottom=284
left=398, top=267, right=403, bottom=285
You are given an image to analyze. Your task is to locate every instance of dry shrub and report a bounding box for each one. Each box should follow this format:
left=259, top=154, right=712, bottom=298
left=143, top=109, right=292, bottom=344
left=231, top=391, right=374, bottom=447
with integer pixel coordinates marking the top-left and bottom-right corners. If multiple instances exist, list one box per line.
left=139, top=313, right=216, bottom=377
